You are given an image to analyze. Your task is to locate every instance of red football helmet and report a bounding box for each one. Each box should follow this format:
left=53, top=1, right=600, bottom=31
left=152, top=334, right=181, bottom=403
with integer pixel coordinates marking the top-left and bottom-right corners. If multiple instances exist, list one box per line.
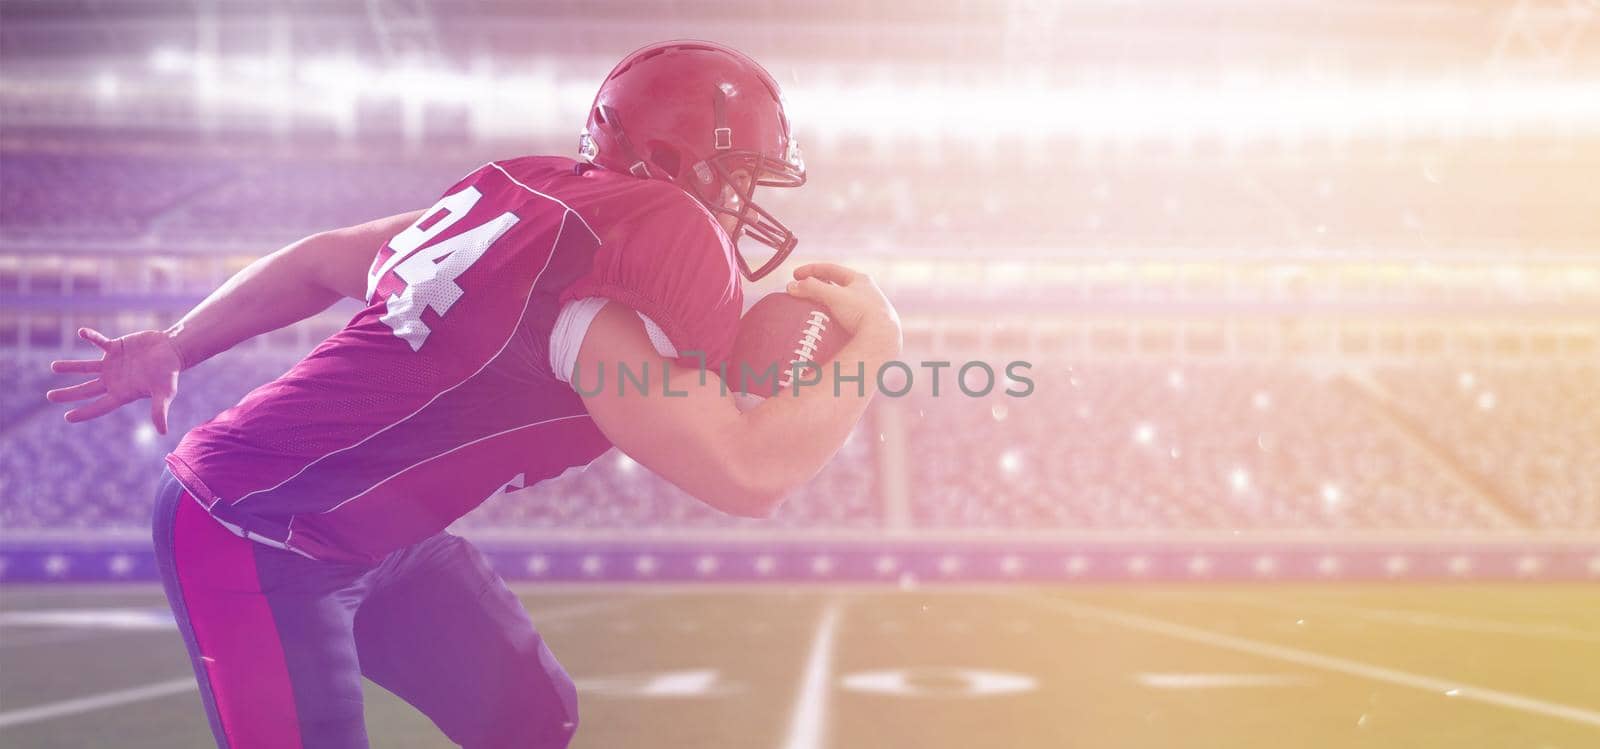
left=580, top=40, right=806, bottom=281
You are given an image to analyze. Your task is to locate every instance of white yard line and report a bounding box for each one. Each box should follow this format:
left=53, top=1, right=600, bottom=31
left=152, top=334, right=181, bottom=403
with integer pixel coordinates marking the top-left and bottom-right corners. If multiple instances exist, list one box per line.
left=0, top=677, right=197, bottom=730
left=0, top=596, right=635, bottom=730
left=0, top=583, right=163, bottom=596
left=1214, top=594, right=1600, bottom=643
left=1135, top=672, right=1313, bottom=689
left=0, top=628, right=125, bottom=649
left=0, top=608, right=173, bottom=630
left=1150, top=589, right=1600, bottom=642
left=1021, top=594, right=1600, bottom=729
left=505, top=582, right=1099, bottom=596
left=781, top=600, right=844, bottom=749
left=530, top=597, right=651, bottom=624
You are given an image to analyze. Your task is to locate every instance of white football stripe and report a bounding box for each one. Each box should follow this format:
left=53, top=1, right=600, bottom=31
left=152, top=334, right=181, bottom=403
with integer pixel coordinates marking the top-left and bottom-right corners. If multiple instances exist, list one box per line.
left=1136, top=672, right=1312, bottom=689
left=0, top=677, right=196, bottom=729
left=1023, top=594, right=1600, bottom=729
left=0, top=608, right=175, bottom=630
left=782, top=600, right=843, bottom=749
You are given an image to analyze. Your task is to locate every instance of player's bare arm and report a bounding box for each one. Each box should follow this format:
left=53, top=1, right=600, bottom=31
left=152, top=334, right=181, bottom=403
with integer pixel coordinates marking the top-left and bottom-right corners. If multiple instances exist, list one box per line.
left=44, top=210, right=422, bottom=433
left=578, top=263, right=900, bottom=518
left=170, top=210, right=427, bottom=357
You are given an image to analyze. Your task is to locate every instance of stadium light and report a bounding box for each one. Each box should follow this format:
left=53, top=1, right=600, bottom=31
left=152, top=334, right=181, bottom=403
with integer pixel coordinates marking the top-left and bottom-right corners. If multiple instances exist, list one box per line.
left=92, top=72, right=119, bottom=100
left=118, top=55, right=1600, bottom=141
left=149, top=47, right=187, bottom=73
left=298, top=57, right=372, bottom=100
left=785, top=77, right=1600, bottom=140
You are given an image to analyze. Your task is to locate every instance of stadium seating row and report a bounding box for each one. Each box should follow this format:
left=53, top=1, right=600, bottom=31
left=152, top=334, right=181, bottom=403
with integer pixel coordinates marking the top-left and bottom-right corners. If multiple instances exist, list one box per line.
left=5, top=352, right=1592, bottom=534
left=1376, top=366, right=1600, bottom=530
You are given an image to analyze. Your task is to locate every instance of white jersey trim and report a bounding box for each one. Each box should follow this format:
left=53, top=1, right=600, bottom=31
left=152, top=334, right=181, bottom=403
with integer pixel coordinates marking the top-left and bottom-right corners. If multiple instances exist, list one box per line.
left=550, top=297, right=678, bottom=385
left=311, top=413, right=593, bottom=518
left=191, top=492, right=318, bottom=560
left=230, top=207, right=575, bottom=508
left=488, top=161, right=601, bottom=244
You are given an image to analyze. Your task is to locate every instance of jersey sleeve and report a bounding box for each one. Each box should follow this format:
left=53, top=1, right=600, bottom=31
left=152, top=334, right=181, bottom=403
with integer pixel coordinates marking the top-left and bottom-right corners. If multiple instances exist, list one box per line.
left=559, top=192, right=743, bottom=368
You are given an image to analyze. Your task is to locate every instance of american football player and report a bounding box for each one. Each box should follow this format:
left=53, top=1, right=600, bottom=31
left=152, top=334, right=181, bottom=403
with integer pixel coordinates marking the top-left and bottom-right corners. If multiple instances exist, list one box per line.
left=44, top=40, right=900, bottom=748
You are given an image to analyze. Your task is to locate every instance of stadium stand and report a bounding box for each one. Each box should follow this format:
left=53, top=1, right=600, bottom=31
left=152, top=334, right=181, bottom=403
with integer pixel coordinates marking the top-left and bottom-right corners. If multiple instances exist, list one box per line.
left=462, top=418, right=880, bottom=532
left=0, top=151, right=238, bottom=240
left=1, top=144, right=1593, bottom=539
left=0, top=352, right=300, bottom=530
left=12, top=346, right=1594, bottom=536
left=1, top=349, right=882, bottom=533
left=1374, top=365, right=1600, bottom=530
left=0, top=356, right=57, bottom=427
left=906, top=363, right=1517, bottom=532
left=155, top=160, right=458, bottom=240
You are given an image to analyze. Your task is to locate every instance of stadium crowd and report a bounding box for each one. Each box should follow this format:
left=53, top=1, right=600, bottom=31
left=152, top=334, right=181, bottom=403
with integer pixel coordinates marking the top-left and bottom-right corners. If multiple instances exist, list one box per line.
left=1377, top=365, right=1600, bottom=530
left=2, top=129, right=1595, bottom=538
left=5, top=349, right=1593, bottom=534
left=0, top=351, right=880, bottom=532
left=907, top=364, right=1519, bottom=532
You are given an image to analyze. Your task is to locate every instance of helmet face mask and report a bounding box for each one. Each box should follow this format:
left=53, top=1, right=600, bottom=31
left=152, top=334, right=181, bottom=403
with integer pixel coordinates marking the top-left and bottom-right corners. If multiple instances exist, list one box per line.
left=696, top=146, right=805, bottom=281
left=581, top=41, right=806, bottom=282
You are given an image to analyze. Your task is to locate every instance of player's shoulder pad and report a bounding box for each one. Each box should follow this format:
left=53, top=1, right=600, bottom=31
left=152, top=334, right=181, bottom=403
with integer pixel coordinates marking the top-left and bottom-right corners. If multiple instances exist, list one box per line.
left=562, top=179, right=742, bottom=368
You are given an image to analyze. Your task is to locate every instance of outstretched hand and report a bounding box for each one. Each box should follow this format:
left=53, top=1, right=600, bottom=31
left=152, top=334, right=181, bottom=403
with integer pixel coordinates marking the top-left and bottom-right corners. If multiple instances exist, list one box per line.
left=46, top=327, right=182, bottom=434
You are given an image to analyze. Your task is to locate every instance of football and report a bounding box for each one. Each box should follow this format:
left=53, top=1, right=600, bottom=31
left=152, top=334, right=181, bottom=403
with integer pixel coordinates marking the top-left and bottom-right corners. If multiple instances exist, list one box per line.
left=726, top=292, right=848, bottom=397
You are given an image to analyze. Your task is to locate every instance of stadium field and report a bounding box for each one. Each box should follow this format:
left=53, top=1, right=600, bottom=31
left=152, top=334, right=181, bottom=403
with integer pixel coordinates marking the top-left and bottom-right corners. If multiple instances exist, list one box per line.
left=2, top=584, right=1597, bottom=748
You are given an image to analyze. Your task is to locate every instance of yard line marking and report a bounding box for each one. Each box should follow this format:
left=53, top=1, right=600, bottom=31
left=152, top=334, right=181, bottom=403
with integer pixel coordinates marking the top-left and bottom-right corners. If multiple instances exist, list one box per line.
left=0, top=582, right=164, bottom=597
left=782, top=600, right=843, bottom=749
left=1135, top=673, right=1313, bottom=689
left=1214, top=594, right=1600, bottom=643
left=576, top=669, right=733, bottom=698
left=530, top=597, right=649, bottom=625
left=0, top=608, right=174, bottom=630
left=0, top=677, right=196, bottom=729
left=0, top=597, right=637, bottom=730
left=0, top=628, right=126, bottom=649
left=502, top=582, right=986, bottom=595
left=1020, top=594, right=1600, bottom=729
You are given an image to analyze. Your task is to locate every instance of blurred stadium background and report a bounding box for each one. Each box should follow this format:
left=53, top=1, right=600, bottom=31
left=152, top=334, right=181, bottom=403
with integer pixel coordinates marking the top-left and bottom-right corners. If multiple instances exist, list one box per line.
left=2, top=1, right=1599, bottom=747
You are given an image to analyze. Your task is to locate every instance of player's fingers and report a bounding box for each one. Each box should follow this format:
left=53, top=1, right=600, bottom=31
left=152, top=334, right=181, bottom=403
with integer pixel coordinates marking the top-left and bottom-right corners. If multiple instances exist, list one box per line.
left=786, top=276, right=848, bottom=310
left=50, top=358, right=102, bottom=374
left=791, top=263, right=859, bottom=286
left=46, top=379, right=106, bottom=403
left=78, top=327, right=114, bottom=351
left=150, top=394, right=171, bottom=436
left=64, top=395, right=124, bottom=424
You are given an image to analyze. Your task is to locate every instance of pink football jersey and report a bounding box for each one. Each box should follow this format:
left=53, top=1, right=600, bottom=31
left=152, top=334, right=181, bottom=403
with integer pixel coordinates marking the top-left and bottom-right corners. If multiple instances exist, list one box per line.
left=167, top=156, right=743, bottom=563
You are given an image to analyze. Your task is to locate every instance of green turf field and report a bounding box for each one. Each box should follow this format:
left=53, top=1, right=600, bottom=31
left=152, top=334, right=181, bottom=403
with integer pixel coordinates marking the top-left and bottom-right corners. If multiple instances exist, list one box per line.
left=2, top=584, right=1598, bottom=747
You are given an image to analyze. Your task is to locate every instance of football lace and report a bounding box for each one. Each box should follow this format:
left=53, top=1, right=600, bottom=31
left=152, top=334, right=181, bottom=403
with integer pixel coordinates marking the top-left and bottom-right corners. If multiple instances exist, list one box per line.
left=778, top=311, right=830, bottom=388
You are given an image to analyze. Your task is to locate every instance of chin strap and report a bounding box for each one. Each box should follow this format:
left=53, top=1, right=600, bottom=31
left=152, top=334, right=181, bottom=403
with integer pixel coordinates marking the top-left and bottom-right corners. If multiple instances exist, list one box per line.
left=598, top=105, right=660, bottom=180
